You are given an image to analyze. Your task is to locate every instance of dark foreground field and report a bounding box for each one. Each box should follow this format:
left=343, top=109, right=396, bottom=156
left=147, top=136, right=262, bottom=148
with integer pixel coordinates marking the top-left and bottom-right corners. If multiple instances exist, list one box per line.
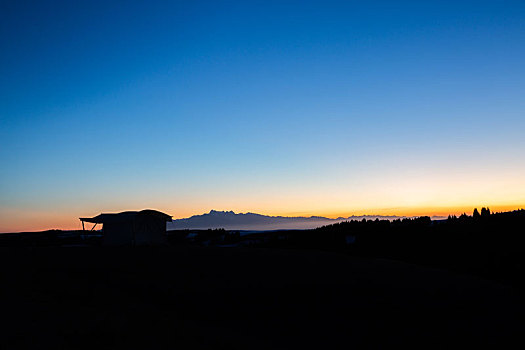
left=1, top=247, right=523, bottom=349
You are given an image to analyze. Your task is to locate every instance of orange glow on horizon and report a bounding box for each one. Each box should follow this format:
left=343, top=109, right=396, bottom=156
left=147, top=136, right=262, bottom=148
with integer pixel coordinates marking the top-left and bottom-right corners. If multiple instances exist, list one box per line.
left=2, top=203, right=524, bottom=233
left=302, top=204, right=525, bottom=220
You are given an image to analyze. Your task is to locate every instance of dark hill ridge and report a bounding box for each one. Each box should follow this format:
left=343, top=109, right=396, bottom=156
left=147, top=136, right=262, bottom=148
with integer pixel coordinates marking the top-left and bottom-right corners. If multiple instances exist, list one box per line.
left=168, top=210, right=446, bottom=230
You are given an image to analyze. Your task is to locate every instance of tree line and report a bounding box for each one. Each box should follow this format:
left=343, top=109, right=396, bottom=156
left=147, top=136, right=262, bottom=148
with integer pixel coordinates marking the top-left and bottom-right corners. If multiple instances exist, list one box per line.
left=256, top=208, right=525, bottom=288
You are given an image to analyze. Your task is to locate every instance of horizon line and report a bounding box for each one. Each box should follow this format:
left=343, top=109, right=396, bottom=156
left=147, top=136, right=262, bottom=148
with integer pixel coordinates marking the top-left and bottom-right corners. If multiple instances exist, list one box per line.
left=3, top=205, right=525, bottom=233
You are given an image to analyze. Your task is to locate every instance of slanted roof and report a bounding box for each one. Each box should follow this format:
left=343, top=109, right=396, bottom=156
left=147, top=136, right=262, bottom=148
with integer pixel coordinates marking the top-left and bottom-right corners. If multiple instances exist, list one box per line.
left=80, top=209, right=172, bottom=224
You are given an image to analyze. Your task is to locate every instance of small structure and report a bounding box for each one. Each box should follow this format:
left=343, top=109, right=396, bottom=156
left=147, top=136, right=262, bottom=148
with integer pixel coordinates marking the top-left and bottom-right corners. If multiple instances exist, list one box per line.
left=80, top=209, right=172, bottom=246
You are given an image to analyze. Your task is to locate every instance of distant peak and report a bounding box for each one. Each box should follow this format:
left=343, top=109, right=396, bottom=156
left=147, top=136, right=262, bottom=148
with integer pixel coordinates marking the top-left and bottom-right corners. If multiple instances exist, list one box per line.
left=208, top=210, right=235, bottom=215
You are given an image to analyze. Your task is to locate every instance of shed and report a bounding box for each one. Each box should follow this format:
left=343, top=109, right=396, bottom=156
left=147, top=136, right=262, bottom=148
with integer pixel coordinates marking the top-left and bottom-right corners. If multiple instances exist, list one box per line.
left=80, top=209, right=172, bottom=246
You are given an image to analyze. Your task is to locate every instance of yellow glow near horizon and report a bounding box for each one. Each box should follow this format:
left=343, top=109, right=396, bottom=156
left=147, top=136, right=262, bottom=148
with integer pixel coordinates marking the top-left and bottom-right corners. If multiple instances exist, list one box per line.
left=2, top=201, right=524, bottom=233
left=2, top=164, right=524, bottom=232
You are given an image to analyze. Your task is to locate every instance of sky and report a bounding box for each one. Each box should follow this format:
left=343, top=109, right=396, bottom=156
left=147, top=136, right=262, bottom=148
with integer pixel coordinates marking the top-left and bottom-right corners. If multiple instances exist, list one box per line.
left=1, top=0, right=525, bottom=231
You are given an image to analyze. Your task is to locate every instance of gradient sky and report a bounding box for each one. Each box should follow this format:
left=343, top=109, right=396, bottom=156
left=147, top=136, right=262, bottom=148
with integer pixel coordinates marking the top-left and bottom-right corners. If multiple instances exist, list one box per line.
left=1, top=0, right=525, bottom=231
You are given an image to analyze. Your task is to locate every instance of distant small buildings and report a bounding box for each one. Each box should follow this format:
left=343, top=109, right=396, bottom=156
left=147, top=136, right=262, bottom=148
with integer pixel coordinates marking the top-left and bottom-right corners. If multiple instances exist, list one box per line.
left=80, top=209, right=172, bottom=246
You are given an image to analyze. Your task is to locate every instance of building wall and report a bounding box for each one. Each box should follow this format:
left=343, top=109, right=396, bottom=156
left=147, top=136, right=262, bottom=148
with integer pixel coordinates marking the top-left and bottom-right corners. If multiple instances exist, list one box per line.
left=102, top=217, right=167, bottom=246
left=134, top=217, right=167, bottom=246
left=102, top=221, right=134, bottom=246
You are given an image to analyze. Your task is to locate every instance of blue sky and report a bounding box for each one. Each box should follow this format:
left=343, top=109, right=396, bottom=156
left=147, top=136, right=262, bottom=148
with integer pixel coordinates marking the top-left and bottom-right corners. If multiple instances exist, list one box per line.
left=1, top=0, right=525, bottom=230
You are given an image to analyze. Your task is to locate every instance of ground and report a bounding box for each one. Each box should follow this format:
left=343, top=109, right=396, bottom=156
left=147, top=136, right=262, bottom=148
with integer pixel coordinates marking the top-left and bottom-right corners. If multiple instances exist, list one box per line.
left=1, top=247, right=523, bottom=349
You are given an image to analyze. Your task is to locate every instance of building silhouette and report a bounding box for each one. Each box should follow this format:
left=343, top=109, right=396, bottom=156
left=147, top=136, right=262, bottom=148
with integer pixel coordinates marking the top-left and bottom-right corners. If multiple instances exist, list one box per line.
left=80, top=209, right=171, bottom=246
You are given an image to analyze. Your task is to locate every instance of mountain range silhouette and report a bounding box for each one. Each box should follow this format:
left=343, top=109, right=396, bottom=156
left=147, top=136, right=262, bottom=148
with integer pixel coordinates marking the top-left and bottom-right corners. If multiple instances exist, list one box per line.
left=168, top=210, right=446, bottom=230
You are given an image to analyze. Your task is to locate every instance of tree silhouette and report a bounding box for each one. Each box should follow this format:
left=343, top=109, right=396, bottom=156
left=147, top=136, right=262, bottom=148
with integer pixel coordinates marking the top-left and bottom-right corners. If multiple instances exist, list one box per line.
left=473, top=208, right=480, bottom=219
